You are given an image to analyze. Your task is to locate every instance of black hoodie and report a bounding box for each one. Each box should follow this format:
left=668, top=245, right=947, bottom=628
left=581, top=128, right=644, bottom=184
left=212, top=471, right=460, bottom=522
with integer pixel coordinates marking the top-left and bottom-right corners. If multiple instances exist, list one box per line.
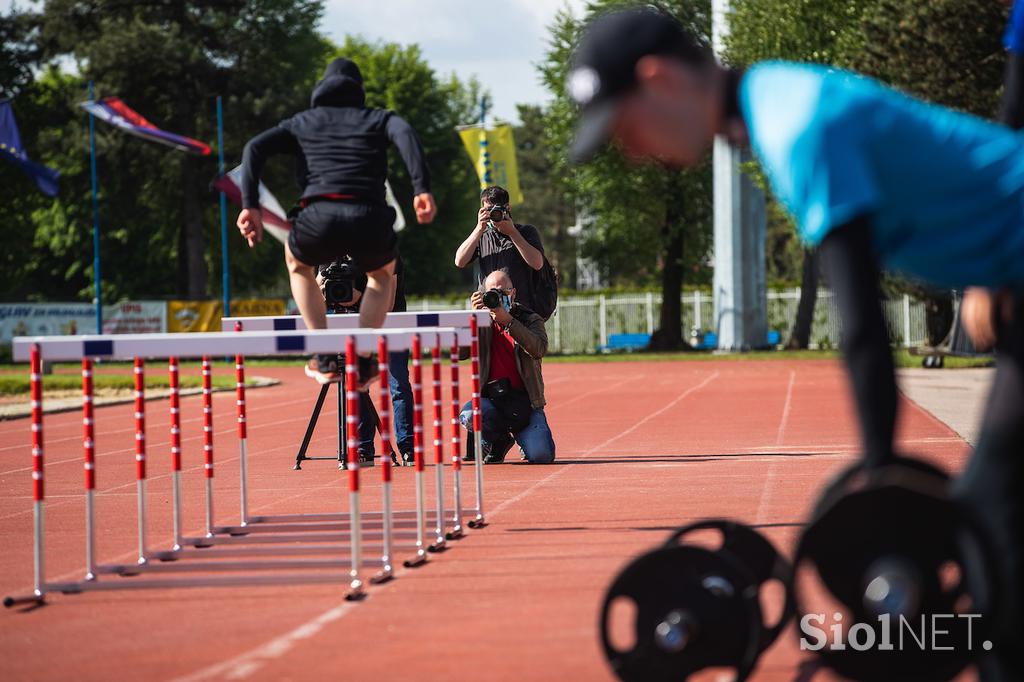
left=240, top=58, right=431, bottom=208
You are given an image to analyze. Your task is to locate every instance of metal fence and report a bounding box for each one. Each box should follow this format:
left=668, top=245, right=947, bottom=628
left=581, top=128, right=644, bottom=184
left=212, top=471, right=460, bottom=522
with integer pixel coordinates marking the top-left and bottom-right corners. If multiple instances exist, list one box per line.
left=409, top=289, right=929, bottom=355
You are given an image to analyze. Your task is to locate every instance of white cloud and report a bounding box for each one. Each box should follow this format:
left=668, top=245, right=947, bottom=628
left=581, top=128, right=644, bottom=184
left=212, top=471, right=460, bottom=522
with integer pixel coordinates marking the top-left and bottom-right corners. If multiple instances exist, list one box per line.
left=2, top=0, right=588, bottom=123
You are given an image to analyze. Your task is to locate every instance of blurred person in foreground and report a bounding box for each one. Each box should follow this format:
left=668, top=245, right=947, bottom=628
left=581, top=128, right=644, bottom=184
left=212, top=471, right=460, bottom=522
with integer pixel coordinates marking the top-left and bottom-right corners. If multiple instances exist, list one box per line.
left=568, top=8, right=1024, bottom=680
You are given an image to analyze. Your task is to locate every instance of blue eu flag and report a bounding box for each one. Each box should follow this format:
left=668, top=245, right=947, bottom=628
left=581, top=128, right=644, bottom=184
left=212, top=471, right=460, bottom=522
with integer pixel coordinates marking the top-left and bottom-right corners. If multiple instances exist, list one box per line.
left=0, top=99, right=59, bottom=197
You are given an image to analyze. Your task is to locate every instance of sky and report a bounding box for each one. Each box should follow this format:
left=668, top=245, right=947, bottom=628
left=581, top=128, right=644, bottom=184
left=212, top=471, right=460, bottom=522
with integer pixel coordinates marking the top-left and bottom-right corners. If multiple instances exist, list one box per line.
left=4, top=0, right=589, bottom=124
left=320, top=0, right=589, bottom=123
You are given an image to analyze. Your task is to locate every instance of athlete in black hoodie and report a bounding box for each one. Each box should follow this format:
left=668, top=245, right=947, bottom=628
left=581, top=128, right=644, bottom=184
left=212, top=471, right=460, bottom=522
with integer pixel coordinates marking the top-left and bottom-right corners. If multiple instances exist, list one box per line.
left=236, top=58, right=436, bottom=384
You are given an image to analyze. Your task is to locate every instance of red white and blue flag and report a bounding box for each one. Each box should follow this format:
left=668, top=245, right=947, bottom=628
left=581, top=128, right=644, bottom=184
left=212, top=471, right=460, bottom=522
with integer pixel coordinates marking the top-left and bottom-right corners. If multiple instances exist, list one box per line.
left=212, top=166, right=292, bottom=245
left=80, top=97, right=211, bottom=156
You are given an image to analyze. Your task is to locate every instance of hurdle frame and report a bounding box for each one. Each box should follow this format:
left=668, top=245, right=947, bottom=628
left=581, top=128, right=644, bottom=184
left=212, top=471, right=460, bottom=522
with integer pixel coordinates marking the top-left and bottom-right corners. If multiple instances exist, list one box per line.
left=3, top=319, right=488, bottom=607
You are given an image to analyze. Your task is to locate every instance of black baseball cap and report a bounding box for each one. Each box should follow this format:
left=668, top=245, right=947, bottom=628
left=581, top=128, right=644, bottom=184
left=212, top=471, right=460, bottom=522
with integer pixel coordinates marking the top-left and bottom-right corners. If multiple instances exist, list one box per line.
left=568, top=8, right=710, bottom=163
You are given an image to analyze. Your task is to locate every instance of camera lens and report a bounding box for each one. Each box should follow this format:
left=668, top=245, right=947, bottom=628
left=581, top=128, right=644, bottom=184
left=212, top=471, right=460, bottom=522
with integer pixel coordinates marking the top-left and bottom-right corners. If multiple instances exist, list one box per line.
left=482, top=289, right=502, bottom=309
left=488, top=207, right=504, bottom=222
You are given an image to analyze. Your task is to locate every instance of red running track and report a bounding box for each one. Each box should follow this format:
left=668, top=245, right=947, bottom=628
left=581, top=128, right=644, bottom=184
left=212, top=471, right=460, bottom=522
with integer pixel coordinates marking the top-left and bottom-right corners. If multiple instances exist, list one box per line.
left=0, top=359, right=974, bottom=681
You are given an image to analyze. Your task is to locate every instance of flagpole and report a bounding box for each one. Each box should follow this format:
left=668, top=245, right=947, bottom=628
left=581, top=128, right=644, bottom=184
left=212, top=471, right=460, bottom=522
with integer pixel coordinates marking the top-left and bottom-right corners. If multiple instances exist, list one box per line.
left=87, top=81, right=102, bottom=333
left=216, top=96, right=230, bottom=317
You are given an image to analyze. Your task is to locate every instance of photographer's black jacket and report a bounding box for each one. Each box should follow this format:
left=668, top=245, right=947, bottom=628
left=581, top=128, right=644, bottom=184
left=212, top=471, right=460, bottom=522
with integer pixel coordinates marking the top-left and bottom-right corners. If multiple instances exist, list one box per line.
left=240, top=58, right=431, bottom=208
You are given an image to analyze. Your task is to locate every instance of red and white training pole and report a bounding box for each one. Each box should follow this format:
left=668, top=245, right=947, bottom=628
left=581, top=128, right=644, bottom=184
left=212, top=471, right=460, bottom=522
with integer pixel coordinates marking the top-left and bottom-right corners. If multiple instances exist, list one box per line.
left=429, top=338, right=447, bottom=551
left=448, top=340, right=464, bottom=539
left=202, top=356, right=215, bottom=538
left=82, top=359, right=97, bottom=580
left=30, top=345, right=45, bottom=602
left=469, top=315, right=486, bottom=528
left=372, top=335, right=395, bottom=583
left=235, top=321, right=249, bottom=526
left=404, top=333, right=428, bottom=567
left=169, top=357, right=184, bottom=550
left=133, top=357, right=148, bottom=565
left=344, top=337, right=364, bottom=600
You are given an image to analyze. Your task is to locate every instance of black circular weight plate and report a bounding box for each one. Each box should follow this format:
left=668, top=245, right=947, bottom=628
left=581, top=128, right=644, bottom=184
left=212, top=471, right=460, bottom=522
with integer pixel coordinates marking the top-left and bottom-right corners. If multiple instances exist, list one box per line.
left=794, top=483, right=986, bottom=681
left=600, top=545, right=762, bottom=682
left=665, top=519, right=794, bottom=650
left=811, top=456, right=950, bottom=521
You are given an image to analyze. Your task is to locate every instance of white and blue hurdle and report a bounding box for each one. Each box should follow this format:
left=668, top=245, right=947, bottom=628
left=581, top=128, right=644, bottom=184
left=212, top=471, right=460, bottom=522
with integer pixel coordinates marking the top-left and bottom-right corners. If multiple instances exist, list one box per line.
left=4, top=316, right=488, bottom=608
left=224, top=310, right=490, bottom=530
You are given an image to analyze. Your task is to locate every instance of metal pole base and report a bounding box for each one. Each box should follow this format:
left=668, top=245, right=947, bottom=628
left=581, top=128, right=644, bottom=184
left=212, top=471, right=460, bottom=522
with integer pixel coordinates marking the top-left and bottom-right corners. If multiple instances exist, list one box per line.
left=345, top=580, right=365, bottom=601
left=293, top=461, right=303, bottom=471
left=428, top=537, right=447, bottom=553
left=3, top=591, right=45, bottom=609
left=403, top=550, right=428, bottom=568
left=468, top=516, right=487, bottom=529
left=445, top=527, right=464, bottom=541
left=370, top=567, right=393, bottom=584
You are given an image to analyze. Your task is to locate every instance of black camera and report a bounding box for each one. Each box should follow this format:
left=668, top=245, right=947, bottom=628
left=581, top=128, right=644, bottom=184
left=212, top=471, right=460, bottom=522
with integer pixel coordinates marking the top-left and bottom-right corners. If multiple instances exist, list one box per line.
left=482, top=287, right=506, bottom=309
left=320, top=257, right=364, bottom=311
left=487, top=205, right=508, bottom=222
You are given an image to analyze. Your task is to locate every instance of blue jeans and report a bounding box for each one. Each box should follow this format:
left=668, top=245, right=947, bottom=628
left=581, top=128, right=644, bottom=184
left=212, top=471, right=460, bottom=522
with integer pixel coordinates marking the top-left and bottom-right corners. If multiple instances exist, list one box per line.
left=358, top=350, right=413, bottom=455
left=459, top=398, right=556, bottom=464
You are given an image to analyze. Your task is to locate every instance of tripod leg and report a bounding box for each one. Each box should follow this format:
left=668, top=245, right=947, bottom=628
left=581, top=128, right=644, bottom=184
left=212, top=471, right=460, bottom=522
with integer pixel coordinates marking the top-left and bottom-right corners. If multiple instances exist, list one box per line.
left=294, top=384, right=331, bottom=470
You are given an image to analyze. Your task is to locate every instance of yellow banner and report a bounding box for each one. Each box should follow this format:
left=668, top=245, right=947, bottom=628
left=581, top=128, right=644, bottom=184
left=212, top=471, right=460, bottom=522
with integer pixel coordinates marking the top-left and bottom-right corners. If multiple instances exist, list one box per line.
left=167, top=299, right=286, bottom=333
left=458, top=124, right=524, bottom=204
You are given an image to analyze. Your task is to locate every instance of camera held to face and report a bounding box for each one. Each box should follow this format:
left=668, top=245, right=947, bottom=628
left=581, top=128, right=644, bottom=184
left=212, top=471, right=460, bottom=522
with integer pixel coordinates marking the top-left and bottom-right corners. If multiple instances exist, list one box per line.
left=482, top=287, right=511, bottom=311
left=487, top=204, right=508, bottom=223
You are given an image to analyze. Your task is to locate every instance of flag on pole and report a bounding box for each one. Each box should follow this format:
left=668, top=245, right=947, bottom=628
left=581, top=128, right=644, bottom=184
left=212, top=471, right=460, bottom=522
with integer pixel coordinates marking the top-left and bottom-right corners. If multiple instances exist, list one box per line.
left=458, top=123, right=524, bottom=203
left=212, top=167, right=292, bottom=245
left=80, top=97, right=211, bottom=155
left=0, top=99, right=60, bottom=196
left=212, top=166, right=407, bottom=246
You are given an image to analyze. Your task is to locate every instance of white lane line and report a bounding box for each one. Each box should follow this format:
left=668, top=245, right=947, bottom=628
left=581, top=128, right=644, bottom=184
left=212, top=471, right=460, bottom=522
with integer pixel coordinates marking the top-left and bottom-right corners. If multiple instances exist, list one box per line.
left=776, top=370, right=796, bottom=446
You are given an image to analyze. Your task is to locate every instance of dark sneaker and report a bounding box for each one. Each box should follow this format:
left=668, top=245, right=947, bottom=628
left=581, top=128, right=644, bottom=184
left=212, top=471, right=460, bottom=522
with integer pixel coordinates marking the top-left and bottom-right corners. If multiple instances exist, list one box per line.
left=519, top=447, right=528, bottom=461
left=483, top=436, right=515, bottom=464
left=356, top=354, right=378, bottom=392
left=304, top=355, right=341, bottom=384
left=358, top=450, right=375, bottom=467
left=401, top=451, right=416, bottom=467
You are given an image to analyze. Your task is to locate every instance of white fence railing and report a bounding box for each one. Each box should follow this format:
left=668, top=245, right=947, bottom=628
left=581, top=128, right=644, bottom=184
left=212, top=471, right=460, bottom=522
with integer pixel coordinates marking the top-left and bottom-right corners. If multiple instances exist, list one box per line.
left=408, top=289, right=928, bottom=355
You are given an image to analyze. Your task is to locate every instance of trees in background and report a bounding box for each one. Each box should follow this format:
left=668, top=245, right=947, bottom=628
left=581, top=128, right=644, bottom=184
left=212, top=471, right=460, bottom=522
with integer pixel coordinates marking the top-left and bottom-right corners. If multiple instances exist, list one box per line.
left=539, top=0, right=714, bottom=350
left=728, top=0, right=1008, bottom=348
left=1, top=1, right=482, bottom=302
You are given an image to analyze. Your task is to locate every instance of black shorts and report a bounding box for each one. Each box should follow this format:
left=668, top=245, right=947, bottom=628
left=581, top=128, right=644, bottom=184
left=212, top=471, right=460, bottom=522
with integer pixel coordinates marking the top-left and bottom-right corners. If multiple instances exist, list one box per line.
left=289, top=200, right=398, bottom=272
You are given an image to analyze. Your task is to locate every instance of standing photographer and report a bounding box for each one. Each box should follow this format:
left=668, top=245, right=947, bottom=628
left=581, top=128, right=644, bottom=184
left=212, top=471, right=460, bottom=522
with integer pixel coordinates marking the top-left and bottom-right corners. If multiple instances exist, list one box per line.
left=237, top=57, right=437, bottom=386
left=317, top=255, right=415, bottom=467
left=454, top=186, right=545, bottom=311
left=458, top=269, right=555, bottom=464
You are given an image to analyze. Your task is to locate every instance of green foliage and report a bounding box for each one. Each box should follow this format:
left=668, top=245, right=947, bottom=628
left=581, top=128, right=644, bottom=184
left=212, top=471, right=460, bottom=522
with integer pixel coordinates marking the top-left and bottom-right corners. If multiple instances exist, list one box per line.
left=836, top=0, right=1007, bottom=118
left=324, top=37, right=483, bottom=295
left=513, top=104, right=577, bottom=284
left=2, top=0, right=332, bottom=302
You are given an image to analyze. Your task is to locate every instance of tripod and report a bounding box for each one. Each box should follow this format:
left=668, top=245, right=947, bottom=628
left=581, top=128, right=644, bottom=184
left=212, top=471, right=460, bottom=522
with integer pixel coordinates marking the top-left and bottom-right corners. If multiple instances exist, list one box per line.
left=293, top=308, right=397, bottom=470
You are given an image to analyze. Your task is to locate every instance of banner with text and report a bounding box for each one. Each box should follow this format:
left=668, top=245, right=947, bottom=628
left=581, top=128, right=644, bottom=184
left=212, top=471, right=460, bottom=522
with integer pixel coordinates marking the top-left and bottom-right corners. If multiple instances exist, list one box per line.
left=0, top=301, right=166, bottom=344
left=167, top=299, right=286, bottom=333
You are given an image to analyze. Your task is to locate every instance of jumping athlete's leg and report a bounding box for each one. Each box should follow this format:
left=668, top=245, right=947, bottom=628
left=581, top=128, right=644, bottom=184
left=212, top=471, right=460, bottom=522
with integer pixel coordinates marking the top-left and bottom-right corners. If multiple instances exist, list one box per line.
left=359, top=259, right=397, bottom=329
left=285, top=240, right=327, bottom=331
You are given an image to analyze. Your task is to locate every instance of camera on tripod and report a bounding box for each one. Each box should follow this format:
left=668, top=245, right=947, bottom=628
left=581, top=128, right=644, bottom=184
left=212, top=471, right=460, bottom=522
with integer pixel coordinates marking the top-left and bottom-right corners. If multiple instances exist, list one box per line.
left=319, top=256, right=367, bottom=312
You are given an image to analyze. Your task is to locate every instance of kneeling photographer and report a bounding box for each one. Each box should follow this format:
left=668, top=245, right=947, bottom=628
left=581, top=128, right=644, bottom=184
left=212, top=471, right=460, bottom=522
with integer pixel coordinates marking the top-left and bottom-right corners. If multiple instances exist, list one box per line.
left=459, top=269, right=555, bottom=464
left=318, top=255, right=415, bottom=466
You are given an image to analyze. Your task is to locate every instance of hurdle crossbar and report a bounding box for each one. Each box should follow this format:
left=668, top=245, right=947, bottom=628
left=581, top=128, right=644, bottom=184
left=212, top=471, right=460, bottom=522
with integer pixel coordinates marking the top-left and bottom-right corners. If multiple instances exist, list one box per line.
left=221, top=310, right=489, bottom=333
